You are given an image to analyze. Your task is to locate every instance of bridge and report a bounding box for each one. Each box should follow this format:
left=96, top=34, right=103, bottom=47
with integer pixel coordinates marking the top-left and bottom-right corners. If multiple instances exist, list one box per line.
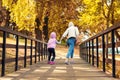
left=0, top=23, right=120, bottom=80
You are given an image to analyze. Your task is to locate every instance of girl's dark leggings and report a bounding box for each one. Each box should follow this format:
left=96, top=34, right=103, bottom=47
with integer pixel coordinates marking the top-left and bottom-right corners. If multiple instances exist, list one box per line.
left=48, top=48, right=56, bottom=61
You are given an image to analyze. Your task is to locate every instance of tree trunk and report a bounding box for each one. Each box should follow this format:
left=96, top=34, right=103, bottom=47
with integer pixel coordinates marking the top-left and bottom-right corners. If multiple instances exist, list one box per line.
left=43, top=12, right=49, bottom=42
left=0, top=0, right=2, bottom=10
left=0, top=0, right=3, bottom=26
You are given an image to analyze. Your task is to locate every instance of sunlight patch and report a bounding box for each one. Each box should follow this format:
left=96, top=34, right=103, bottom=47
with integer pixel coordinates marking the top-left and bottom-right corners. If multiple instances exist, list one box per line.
left=0, top=77, right=13, bottom=80
left=33, top=69, right=48, bottom=73
left=47, top=77, right=63, bottom=80
left=53, top=70, right=66, bottom=73
left=20, top=68, right=30, bottom=71
left=40, top=67, right=51, bottom=69
left=7, top=73, right=20, bottom=77
left=73, top=67, right=90, bottom=70
left=56, top=67, right=66, bottom=69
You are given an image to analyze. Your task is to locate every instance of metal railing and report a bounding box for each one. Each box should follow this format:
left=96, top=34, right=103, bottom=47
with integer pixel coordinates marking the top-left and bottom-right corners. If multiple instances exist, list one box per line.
left=0, top=27, right=48, bottom=76
left=79, top=23, right=120, bottom=78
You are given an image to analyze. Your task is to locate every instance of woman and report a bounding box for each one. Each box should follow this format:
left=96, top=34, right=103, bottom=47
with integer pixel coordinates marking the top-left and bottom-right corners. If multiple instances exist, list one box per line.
left=60, top=22, right=79, bottom=65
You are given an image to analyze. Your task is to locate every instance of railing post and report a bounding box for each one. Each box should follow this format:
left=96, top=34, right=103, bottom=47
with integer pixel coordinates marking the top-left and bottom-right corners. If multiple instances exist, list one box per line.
left=44, top=44, right=47, bottom=59
left=35, top=41, right=37, bottom=63
left=86, top=42, right=89, bottom=62
left=40, top=42, right=41, bottom=61
left=30, top=40, right=33, bottom=65
left=43, top=43, right=45, bottom=59
left=24, top=38, right=27, bottom=68
left=83, top=43, right=85, bottom=59
left=88, top=40, right=91, bottom=63
left=111, top=30, right=116, bottom=77
left=46, top=44, right=48, bottom=58
left=92, top=39, right=94, bottom=66
left=79, top=44, right=82, bottom=58
left=38, top=42, right=40, bottom=61
left=1, top=31, right=6, bottom=76
left=15, top=35, right=19, bottom=71
left=96, top=37, right=99, bottom=67
left=102, top=34, right=105, bottom=72
left=41, top=43, right=43, bottom=61
left=85, top=42, right=87, bottom=61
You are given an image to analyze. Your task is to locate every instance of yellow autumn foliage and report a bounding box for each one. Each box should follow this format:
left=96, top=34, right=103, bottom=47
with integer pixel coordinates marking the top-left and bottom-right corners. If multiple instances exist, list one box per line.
left=2, top=0, right=37, bottom=31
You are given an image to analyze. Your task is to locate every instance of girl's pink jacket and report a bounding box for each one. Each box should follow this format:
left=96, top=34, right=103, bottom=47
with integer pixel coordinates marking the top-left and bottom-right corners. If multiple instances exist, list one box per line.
left=47, top=32, right=57, bottom=48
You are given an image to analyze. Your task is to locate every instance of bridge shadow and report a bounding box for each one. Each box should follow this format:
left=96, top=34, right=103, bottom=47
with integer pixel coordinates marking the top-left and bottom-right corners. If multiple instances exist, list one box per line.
left=0, top=57, right=119, bottom=80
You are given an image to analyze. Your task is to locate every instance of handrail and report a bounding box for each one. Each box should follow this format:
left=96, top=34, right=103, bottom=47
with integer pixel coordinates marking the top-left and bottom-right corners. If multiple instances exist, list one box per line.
left=79, top=23, right=120, bottom=78
left=0, top=26, right=48, bottom=76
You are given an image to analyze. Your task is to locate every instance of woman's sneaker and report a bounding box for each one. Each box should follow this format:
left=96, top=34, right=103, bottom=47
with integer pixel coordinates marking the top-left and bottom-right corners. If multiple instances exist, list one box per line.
left=64, top=61, right=70, bottom=65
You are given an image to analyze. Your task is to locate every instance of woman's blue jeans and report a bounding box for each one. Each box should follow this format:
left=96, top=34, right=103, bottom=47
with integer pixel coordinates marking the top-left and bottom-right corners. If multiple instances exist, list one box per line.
left=66, top=37, right=76, bottom=58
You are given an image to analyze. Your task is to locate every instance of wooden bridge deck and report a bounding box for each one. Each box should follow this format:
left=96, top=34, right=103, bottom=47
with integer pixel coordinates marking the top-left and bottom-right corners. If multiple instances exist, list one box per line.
left=0, top=57, right=119, bottom=80
left=0, top=46, right=119, bottom=80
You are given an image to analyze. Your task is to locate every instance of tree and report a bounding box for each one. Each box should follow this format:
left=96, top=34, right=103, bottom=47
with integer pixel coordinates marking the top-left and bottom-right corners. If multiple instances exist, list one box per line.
left=2, top=0, right=37, bottom=32
left=78, top=0, right=120, bottom=54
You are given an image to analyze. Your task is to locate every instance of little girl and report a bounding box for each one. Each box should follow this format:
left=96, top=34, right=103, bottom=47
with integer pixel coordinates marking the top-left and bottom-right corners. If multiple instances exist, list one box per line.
left=47, top=32, right=59, bottom=65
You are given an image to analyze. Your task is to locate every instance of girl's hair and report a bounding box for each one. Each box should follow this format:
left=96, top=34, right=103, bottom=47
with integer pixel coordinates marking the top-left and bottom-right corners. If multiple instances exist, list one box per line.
left=50, top=32, right=56, bottom=38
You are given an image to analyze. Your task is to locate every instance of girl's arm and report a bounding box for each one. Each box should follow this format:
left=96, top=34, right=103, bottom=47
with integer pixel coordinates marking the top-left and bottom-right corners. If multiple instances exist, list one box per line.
left=56, top=40, right=61, bottom=44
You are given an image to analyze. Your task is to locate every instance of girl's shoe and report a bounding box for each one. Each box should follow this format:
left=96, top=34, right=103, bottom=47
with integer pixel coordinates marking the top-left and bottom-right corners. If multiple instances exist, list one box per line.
left=50, top=61, right=55, bottom=65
